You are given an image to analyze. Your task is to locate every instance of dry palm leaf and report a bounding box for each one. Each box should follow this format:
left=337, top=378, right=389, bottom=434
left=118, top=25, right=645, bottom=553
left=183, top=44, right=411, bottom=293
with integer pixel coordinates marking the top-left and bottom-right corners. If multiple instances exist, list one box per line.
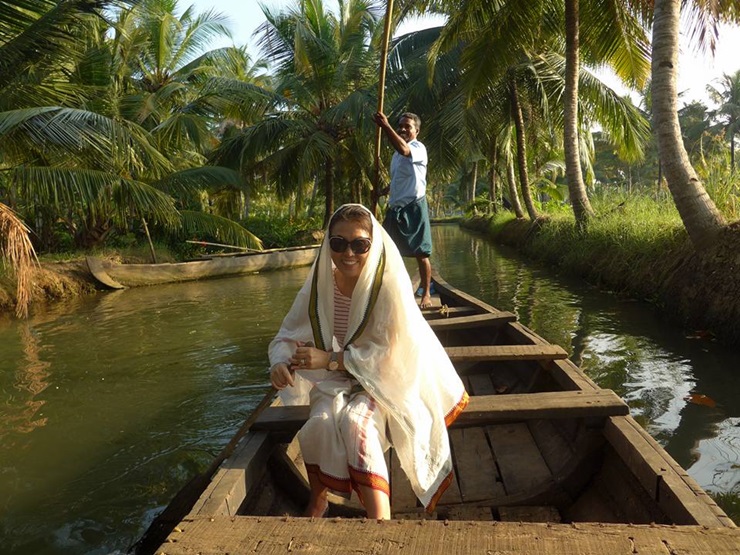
left=0, top=203, right=38, bottom=317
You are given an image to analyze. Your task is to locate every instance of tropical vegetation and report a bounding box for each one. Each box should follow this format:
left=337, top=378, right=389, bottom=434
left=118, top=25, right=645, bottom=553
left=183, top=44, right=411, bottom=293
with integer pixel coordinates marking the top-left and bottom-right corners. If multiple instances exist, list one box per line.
left=1, top=0, right=740, bottom=318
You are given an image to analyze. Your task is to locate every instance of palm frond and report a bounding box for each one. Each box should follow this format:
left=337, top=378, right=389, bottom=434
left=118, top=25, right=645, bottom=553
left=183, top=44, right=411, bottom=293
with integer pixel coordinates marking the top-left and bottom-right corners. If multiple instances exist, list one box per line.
left=178, top=210, right=262, bottom=250
left=0, top=202, right=38, bottom=318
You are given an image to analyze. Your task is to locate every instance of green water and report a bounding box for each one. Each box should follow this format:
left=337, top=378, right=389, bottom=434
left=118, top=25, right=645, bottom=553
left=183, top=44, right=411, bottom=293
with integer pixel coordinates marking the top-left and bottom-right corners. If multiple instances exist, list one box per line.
left=0, top=225, right=738, bottom=554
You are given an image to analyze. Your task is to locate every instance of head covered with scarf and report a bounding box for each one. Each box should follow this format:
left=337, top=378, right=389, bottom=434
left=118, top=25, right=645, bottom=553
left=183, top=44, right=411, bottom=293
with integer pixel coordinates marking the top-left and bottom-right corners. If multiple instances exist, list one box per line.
left=268, top=204, right=468, bottom=509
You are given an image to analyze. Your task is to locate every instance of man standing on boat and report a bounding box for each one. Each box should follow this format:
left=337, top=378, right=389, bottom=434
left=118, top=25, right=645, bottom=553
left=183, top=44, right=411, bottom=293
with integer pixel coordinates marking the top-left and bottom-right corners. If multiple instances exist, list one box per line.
left=373, top=111, right=434, bottom=308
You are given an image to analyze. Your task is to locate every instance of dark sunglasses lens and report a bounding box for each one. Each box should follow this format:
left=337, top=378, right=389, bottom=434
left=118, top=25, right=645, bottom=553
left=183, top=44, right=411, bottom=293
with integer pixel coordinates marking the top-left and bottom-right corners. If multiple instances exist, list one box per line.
left=329, top=237, right=371, bottom=254
left=350, top=238, right=371, bottom=254
left=329, top=237, right=347, bottom=252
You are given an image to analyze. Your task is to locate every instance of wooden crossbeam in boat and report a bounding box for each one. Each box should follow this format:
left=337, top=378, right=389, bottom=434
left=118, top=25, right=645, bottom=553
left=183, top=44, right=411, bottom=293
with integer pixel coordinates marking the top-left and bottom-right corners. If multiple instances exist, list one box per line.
left=428, top=312, right=516, bottom=331
left=252, top=390, right=629, bottom=435
left=423, top=306, right=480, bottom=320
left=445, top=344, right=568, bottom=362
left=160, top=516, right=740, bottom=555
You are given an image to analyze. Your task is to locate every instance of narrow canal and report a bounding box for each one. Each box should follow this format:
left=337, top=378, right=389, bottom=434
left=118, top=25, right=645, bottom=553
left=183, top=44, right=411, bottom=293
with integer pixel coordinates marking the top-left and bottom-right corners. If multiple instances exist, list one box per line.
left=1, top=224, right=738, bottom=554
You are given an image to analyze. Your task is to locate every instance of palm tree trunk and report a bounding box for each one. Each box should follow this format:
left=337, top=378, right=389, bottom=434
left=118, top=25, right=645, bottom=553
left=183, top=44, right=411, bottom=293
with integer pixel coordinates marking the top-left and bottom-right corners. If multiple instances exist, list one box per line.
left=470, top=160, right=478, bottom=213
left=506, top=155, right=525, bottom=219
left=731, top=132, right=735, bottom=173
left=323, top=157, right=335, bottom=227
left=510, top=81, right=538, bottom=220
left=564, top=0, right=593, bottom=231
left=490, top=139, right=498, bottom=214
left=652, top=0, right=725, bottom=246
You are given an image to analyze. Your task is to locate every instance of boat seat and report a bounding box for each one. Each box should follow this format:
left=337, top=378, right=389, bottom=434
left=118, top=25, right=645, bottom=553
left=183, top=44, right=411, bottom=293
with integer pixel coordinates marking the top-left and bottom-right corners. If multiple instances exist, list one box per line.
left=423, top=306, right=480, bottom=320
left=252, top=390, right=629, bottom=437
left=445, top=344, right=569, bottom=362
left=428, top=312, right=517, bottom=331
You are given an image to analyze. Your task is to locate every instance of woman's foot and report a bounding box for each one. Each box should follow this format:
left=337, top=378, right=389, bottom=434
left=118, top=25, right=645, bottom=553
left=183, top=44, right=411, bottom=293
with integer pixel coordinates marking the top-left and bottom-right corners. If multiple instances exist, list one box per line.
left=303, top=496, right=329, bottom=517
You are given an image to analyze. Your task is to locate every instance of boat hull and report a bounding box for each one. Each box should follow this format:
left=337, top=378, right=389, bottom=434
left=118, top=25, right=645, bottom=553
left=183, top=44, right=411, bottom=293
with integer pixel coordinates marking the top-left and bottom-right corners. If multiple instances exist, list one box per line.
left=86, top=245, right=319, bottom=288
left=137, top=272, right=736, bottom=554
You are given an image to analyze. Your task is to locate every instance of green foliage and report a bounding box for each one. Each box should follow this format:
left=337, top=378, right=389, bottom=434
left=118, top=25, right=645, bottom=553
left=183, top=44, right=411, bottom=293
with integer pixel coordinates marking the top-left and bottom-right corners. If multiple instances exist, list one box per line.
left=710, top=491, right=740, bottom=525
left=243, top=214, right=322, bottom=249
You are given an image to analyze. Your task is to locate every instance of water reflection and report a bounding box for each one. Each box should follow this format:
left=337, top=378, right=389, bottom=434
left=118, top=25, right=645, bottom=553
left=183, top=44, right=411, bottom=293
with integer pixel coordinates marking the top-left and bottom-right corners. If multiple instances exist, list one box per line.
left=4, top=324, right=51, bottom=442
left=0, top=227, right=738, bottom=554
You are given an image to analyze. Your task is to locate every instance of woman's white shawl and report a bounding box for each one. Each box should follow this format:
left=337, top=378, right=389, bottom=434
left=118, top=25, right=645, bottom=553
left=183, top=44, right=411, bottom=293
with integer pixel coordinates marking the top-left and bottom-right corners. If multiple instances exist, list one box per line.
left=268, top=205, right=468, bottom=509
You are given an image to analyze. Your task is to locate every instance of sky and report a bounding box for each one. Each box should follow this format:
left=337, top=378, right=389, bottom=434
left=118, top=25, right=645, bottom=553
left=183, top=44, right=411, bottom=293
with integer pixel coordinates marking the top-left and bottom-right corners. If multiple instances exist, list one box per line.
left=190, top=0, right=740, bottom=108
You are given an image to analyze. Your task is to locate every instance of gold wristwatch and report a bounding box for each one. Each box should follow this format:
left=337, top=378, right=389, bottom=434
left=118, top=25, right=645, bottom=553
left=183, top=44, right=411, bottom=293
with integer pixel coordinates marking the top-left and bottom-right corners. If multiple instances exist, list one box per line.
left=327, top=351, right=339, bottom=371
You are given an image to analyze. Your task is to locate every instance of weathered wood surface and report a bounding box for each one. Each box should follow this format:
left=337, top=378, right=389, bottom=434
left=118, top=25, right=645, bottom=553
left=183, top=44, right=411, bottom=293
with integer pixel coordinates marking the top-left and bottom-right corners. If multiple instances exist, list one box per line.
left=445, top=344, right=568, bottom=362
left=158, top=517, right=740, bottom=555
left=188, top=432, right=272, bottom=518
left=427, top=311, right=516, bottom=331
left=604, top=416, right=735, bottom=528
left=86, top=245, right=318, bottom=288
left=252, top=390, right=628, bottom=435
left=422, top=306, right=479, bottom=319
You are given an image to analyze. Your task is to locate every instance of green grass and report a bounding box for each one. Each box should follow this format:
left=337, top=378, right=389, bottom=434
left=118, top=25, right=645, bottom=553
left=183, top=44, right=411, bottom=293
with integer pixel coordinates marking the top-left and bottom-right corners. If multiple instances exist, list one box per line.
left=464, top=191, right=694, bottom=301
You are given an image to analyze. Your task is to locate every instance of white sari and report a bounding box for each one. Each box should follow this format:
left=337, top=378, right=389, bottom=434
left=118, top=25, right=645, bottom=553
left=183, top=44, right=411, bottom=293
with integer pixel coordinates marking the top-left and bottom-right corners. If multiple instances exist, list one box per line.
left=268, top=204, right=468, bottom=510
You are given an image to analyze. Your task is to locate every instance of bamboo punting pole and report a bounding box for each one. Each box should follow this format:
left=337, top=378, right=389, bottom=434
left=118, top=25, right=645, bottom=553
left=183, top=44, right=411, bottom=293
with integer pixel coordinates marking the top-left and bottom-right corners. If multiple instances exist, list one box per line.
left=371, top=0, right=395, bottom=216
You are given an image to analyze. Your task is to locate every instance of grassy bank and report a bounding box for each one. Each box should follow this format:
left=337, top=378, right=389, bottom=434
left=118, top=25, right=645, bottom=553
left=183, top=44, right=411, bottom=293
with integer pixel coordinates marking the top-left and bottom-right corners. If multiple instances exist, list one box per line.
left=461, top=191, right=740, bottom=344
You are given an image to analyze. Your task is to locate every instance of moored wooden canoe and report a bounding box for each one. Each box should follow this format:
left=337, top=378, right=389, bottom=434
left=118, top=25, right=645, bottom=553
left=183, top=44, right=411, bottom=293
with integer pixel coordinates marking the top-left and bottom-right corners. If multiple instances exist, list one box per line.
left=86, top=245, right=319, bottom=288
left=136, top=273, right=737, bottom=554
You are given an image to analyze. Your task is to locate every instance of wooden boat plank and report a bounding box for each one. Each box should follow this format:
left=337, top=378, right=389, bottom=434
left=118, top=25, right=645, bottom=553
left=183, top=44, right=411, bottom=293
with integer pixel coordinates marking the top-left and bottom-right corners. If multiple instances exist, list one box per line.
left=466, top=373, right=496, bottom=395
left=604, top=416, right=734, bottom=527
left=487, top=423, right=552, bottom=494
left=527, top=419, right=576, bottom=473
left=450, top=427, right=506, bottom=502
left=189, top=431, right=273, bottom=517
left=428, top=312, right=516, bottom=331
left=583, top=451, right=668, bottom=524
left=499, top=505, right=562, bottom=522
left=432, top=272, right=502, bottom=315
left=503, top=322, right=599, bottom=392
left=254, top=390, right=629, bottom=435
left=161, top=517, right=740, bottom=555
left=445, top=344, right=568, bottom=362
left=423, top=306, right=480, bottom=320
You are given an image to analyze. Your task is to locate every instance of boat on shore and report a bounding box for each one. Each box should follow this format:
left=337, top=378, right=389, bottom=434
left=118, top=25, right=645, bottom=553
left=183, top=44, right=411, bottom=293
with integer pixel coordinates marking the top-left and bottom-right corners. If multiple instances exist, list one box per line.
left=136, top=273, right=738, bottom=554
left=86, top=245, right=319, bottom=289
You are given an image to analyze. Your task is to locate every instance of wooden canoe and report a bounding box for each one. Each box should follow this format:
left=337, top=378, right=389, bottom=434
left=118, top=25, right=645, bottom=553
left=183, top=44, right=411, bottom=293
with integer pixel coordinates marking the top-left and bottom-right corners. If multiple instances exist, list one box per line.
left=86, top=245, right=319, bottom=288
left=137, top=273, right=738, bottom=554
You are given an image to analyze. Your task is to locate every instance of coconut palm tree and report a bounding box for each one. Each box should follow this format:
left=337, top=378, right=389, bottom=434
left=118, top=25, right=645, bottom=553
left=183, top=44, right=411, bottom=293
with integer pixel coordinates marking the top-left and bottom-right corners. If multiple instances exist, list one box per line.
left=2, top=0, right=263, bottom=252
left=211, top=0, right=383, bottom=225
left=426, top=0, right=651, bottom=230
left=650, top=0, right=731, bottom=246
left=707, top=69, right=740, bottom=173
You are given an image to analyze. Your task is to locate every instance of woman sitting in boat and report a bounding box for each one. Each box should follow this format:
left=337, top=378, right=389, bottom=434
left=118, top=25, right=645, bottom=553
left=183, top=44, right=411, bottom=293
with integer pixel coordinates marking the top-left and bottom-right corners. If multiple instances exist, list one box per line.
left=268, top=203, right=468, bottom=519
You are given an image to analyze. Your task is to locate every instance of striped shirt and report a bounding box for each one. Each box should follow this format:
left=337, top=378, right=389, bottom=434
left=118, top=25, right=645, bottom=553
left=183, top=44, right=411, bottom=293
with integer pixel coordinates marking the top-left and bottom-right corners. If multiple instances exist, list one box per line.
left=333, top=276, right=352, bottom=348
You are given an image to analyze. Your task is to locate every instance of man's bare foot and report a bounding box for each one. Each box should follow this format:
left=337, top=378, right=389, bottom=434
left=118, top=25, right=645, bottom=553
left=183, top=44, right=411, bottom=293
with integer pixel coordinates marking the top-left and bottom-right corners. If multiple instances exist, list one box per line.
left=420, top=293, right=433, bottom=309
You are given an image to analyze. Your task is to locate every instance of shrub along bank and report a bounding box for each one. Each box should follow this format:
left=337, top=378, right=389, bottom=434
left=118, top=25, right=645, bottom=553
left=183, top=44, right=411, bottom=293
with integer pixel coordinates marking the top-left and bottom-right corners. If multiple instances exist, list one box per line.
left=462, top=199, right=740, bottom=346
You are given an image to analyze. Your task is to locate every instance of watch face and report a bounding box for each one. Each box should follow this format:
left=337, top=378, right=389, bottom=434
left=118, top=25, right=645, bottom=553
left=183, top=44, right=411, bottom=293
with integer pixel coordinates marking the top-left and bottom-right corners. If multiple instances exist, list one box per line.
left=328, top=352, right=339, bottom=370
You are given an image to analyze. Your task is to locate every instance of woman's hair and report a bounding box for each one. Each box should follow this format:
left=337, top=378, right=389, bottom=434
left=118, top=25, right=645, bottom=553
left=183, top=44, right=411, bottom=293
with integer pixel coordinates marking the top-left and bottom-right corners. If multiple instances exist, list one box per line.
left=329, top=205, right=373, bottom=235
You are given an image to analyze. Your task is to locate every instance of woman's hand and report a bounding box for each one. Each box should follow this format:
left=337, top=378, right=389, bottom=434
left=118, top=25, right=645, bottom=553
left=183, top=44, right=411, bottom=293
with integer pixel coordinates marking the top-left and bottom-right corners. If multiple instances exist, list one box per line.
left=270, top=362, right=294, bottom=390
left=290, top=341, right=331, bottom=370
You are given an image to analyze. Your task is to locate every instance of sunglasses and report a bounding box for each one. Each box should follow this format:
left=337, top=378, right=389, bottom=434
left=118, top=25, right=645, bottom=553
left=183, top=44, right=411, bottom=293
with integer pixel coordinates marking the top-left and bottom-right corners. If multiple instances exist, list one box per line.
left=329, top=236, right=372, bottom=254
